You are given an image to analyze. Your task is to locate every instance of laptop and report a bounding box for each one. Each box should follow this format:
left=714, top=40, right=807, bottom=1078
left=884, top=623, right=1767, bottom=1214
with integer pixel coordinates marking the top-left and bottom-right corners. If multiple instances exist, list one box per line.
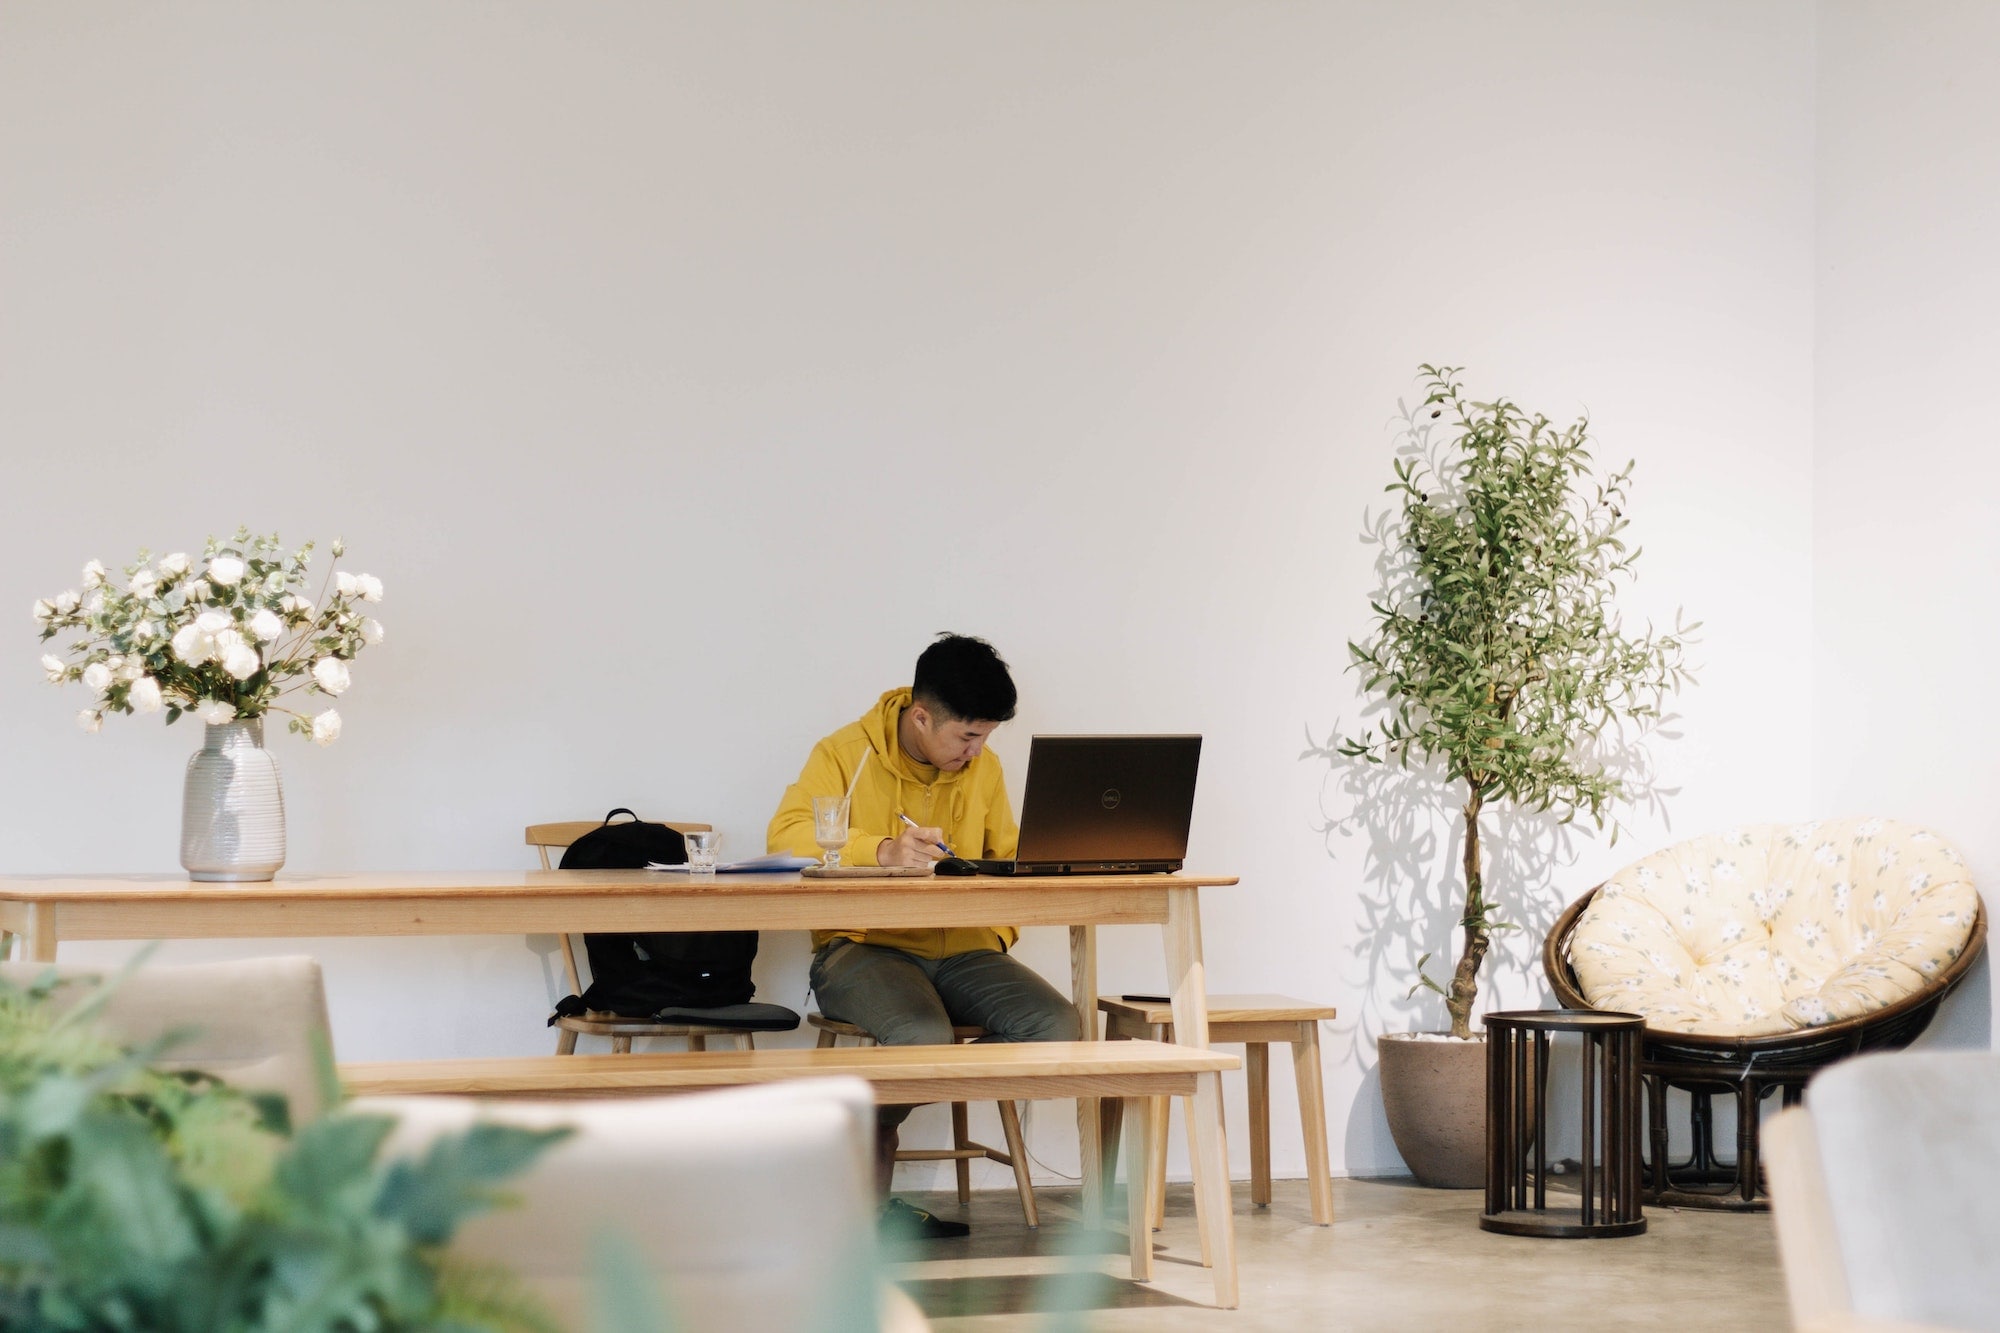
left=970, top=735, right=1202, bottom=875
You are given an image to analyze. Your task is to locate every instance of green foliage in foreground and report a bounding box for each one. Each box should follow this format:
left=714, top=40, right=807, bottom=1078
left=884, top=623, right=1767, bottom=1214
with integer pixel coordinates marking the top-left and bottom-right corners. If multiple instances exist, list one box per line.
left=1338, top=366, right=1696, bottom=1038
left=0, top=968, right=570, bottom=1333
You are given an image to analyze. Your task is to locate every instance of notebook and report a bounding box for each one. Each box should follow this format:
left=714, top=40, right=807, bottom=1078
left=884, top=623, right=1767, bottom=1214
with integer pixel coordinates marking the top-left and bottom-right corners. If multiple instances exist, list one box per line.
left=970, top=734, right=1202, bottom=875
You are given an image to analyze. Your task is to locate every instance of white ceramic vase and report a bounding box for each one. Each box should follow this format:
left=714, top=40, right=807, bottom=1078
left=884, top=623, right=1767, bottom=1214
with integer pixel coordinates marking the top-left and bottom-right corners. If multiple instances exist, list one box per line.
left=180, top=718, right=286, bottom=882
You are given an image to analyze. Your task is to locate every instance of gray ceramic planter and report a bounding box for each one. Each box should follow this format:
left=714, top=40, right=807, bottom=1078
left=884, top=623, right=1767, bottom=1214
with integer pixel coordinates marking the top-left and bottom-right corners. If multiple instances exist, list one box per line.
left=1378, top=1031, right=1487, bottom=1188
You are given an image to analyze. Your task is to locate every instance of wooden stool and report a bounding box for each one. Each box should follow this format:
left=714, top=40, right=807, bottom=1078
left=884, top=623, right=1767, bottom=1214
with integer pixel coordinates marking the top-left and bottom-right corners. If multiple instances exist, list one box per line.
left=808, top=1013, right=1039, bottom=1227
left=1098, top=993, right=1336, bottom=1227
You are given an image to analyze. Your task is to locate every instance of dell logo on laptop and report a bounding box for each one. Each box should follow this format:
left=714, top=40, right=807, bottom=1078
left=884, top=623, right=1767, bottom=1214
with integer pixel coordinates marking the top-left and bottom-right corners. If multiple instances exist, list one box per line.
left=1101, top=788, right=1121, bottom=810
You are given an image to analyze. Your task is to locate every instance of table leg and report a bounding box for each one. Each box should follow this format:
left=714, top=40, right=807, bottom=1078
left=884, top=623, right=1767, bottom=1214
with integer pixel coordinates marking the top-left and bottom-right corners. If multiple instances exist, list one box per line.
left=1124, top=1094, right=1154, bottom=1281
left=1247, top=1041, right=1270, bottom=1207
left=1070, top=923, right=1103, bottom=1223
left=25, top=905, right=56, bottom=962
left=1163, top=885, right=1211, bottom=1046
left=1186, top=1104, right=1212, bottom=1268
left=1100, top=1096, right=1124, bottom=1183
left=1166, top=884, right=1236, bottom=1306
left=1188, top=1071, right=1239, bottom=1309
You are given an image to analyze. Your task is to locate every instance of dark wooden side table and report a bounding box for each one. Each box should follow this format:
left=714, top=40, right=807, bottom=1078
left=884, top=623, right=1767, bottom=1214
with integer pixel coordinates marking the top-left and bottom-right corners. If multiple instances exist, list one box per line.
left=1481, top=1009, right=1647, bottom=1238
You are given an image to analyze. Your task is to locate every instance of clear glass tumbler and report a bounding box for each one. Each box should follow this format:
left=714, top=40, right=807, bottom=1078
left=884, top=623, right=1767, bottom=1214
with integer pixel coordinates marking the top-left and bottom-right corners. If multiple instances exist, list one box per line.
left=812, top=796, right=850, bottom=870
left=685, top=828, right=720, bottom=874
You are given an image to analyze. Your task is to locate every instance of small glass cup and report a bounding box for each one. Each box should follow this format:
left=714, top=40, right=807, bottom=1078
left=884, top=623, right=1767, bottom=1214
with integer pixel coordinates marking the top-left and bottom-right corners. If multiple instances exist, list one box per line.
left=812, top=796, right=850, bottom=870
left=685, top=829, right=720, bottom=874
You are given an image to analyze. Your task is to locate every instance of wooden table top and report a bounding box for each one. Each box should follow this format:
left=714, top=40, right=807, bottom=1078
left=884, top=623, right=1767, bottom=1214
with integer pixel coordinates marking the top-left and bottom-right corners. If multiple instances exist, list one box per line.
left=0, top=868, right=1239, bottom=903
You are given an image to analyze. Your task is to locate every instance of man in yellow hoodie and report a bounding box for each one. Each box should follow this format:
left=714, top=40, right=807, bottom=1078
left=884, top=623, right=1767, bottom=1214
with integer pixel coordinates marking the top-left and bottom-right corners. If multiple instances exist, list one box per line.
left=768, top=633, right=1081, bottom=1239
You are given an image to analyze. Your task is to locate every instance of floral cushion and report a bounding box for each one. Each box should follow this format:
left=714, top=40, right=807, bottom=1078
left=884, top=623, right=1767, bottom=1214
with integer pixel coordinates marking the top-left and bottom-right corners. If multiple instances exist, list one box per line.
left=1569, top=819, right=1980, bottom=1037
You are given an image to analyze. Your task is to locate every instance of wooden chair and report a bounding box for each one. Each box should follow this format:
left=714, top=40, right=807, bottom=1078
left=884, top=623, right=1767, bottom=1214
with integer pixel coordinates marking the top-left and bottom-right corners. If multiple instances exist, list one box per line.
left=1764, top=1052, right=2000, bottom=1333
left=1098, top=993, right=1336, bottom=1227
left=528, top=819, right=758, bottom=1056
left=354, top=1079, right=932, bottom=1331
left=808, top=1013, right=1040, bottom=1228
left=0, top=955, right=336, bottom=1128
left=340, top=1039, right=1247, bottom=1308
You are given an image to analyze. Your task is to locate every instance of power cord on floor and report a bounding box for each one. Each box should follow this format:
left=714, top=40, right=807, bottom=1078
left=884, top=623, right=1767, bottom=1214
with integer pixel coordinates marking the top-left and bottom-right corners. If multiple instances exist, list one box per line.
left=1018, top=1100, right=1082, bottom=1184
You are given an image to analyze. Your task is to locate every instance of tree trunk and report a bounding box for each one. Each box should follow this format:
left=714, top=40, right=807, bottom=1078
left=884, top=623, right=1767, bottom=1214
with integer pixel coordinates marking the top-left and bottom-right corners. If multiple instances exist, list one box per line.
left=1446, top=786, right=1488, bottom=1039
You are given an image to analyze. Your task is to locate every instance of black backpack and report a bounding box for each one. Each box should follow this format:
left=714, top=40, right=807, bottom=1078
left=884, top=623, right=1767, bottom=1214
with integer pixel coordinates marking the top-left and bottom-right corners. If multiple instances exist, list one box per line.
left=550, top=809, right=763, bottom=1019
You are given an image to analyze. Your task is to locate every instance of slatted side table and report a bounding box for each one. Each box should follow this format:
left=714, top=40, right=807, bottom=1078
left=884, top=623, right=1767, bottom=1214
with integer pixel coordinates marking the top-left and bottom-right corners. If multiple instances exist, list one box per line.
left=1099, top=993, right=1336, bottom=1227
left=1481, top=1009, right=1646, bottom=1239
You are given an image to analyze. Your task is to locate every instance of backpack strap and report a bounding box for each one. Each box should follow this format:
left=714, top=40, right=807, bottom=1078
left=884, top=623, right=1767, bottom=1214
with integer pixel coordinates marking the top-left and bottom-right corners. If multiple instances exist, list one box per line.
left=602, top=808, right=640, bottom=825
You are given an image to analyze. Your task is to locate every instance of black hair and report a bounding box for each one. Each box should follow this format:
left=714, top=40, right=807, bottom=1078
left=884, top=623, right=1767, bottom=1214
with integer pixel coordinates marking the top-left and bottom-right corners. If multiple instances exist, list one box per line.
left=912, top=633, right=1017, bottom=724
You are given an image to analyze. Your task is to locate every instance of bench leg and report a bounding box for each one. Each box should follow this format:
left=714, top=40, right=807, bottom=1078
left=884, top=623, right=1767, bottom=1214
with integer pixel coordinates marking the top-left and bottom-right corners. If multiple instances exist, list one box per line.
left=554, top=1027, right=578, bottom=1056
left=1248, top=1041, right=1270, bottom=1208
left=998, top=1099, right=1039, bottom=1228
left=1125, top=1095, right=1154, bottom=1282
left=1293, top=1020, right=1334, bottom=1225
left=1149, top=1095, right=1170, bottom=1232
left=1188, top=1070, right=1238, bottom=1309
left=688, top=1033, right=706, bottom=1053
left=612, top=1035, right=632, bottom=1054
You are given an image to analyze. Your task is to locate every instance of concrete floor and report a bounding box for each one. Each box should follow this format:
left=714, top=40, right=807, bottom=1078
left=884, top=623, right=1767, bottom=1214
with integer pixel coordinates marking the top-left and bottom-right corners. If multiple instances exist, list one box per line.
left=887, top=1177, right=1789, bottom=1330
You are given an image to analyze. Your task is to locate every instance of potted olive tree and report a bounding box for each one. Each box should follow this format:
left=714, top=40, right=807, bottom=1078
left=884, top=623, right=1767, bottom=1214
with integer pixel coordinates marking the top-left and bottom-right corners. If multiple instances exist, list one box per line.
left=1336, top=366, right=1695, bottom=1187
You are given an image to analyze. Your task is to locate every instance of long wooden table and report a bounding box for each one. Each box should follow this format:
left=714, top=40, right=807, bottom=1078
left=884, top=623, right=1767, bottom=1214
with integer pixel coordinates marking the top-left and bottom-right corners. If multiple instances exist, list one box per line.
left=0, top=867, right=1239, bottom=1283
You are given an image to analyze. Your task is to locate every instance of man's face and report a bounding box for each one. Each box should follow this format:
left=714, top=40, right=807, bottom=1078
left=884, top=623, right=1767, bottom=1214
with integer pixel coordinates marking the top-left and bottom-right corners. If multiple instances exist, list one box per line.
left=908, top=705, right=999, bottom=772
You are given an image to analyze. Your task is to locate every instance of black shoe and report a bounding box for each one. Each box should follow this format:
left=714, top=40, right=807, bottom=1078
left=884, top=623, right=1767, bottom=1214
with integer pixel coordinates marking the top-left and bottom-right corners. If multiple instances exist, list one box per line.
left=878, top=1197, right=970, bottom=1240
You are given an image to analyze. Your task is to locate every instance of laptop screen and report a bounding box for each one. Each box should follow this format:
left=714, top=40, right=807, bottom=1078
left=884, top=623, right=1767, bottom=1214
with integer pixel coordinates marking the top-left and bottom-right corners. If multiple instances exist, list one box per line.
left=1012, top=735, right=1202, bottom=868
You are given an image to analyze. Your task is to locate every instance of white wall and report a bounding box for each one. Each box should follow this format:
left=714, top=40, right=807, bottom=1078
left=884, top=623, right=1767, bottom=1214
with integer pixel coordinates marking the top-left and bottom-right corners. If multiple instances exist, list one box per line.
left=1814, top=1, right=1999, bottom=1047
left=0, top=1, right=1820, bottom=1183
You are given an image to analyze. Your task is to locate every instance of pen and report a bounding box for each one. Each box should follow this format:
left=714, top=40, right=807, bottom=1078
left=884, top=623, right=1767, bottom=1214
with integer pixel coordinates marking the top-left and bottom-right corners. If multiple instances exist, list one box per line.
left=898, top=813, right=956, bottom=858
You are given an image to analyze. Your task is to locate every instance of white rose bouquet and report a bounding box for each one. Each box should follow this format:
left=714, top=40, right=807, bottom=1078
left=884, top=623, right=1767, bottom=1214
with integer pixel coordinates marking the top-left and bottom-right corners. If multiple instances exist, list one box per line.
left=34, top=529, right=384, bottom=745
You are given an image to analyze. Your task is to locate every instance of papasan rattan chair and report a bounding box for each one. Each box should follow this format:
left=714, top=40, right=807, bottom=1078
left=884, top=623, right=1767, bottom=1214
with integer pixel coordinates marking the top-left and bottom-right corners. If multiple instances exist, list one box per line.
left=1544, top=818, right=1985, bottom=1210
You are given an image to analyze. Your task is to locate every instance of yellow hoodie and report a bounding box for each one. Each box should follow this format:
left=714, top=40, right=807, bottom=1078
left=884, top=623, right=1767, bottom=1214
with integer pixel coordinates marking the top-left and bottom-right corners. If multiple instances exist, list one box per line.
left=768, top=687, right=1020, bottom=959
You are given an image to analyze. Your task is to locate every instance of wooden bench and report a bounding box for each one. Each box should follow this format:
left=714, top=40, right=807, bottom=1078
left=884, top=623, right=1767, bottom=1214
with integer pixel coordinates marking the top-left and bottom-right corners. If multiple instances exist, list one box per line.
left=342, top=1039, right=1243, bottom=1308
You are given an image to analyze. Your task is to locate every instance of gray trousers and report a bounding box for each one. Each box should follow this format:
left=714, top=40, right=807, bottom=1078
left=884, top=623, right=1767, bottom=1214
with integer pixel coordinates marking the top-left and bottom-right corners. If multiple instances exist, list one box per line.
left=809, top=939, right=1082, bottom=1134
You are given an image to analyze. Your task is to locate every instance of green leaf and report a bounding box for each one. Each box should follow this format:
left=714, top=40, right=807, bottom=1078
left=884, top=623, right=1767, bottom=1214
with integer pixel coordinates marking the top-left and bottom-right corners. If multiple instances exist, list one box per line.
left=375, top=1123, right=574, bottom=1245
left=275, top=1113, right=397, bottom=1213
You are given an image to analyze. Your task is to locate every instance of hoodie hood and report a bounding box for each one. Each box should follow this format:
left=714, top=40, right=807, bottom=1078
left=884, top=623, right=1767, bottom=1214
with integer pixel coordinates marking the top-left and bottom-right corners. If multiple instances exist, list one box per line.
left=861, top=687, right=974, bottom=789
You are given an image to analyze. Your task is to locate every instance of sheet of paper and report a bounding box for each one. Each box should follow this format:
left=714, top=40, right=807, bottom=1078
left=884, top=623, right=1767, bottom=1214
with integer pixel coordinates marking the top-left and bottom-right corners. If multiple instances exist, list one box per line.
left=644, top=853, right=820, bottom=873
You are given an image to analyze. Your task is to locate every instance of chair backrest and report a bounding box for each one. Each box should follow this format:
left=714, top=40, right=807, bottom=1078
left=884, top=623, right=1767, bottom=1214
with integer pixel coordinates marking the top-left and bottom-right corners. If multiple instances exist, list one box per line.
left=1767, top=1051, right=2000, bottom=1328
left=353, top=1077, right=885, bottom=1332
left=526, top=818, right=712, bottom=867
left=527, top=817, right=712, bottom=997
left=0, top=955, right=335, bottom=1126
